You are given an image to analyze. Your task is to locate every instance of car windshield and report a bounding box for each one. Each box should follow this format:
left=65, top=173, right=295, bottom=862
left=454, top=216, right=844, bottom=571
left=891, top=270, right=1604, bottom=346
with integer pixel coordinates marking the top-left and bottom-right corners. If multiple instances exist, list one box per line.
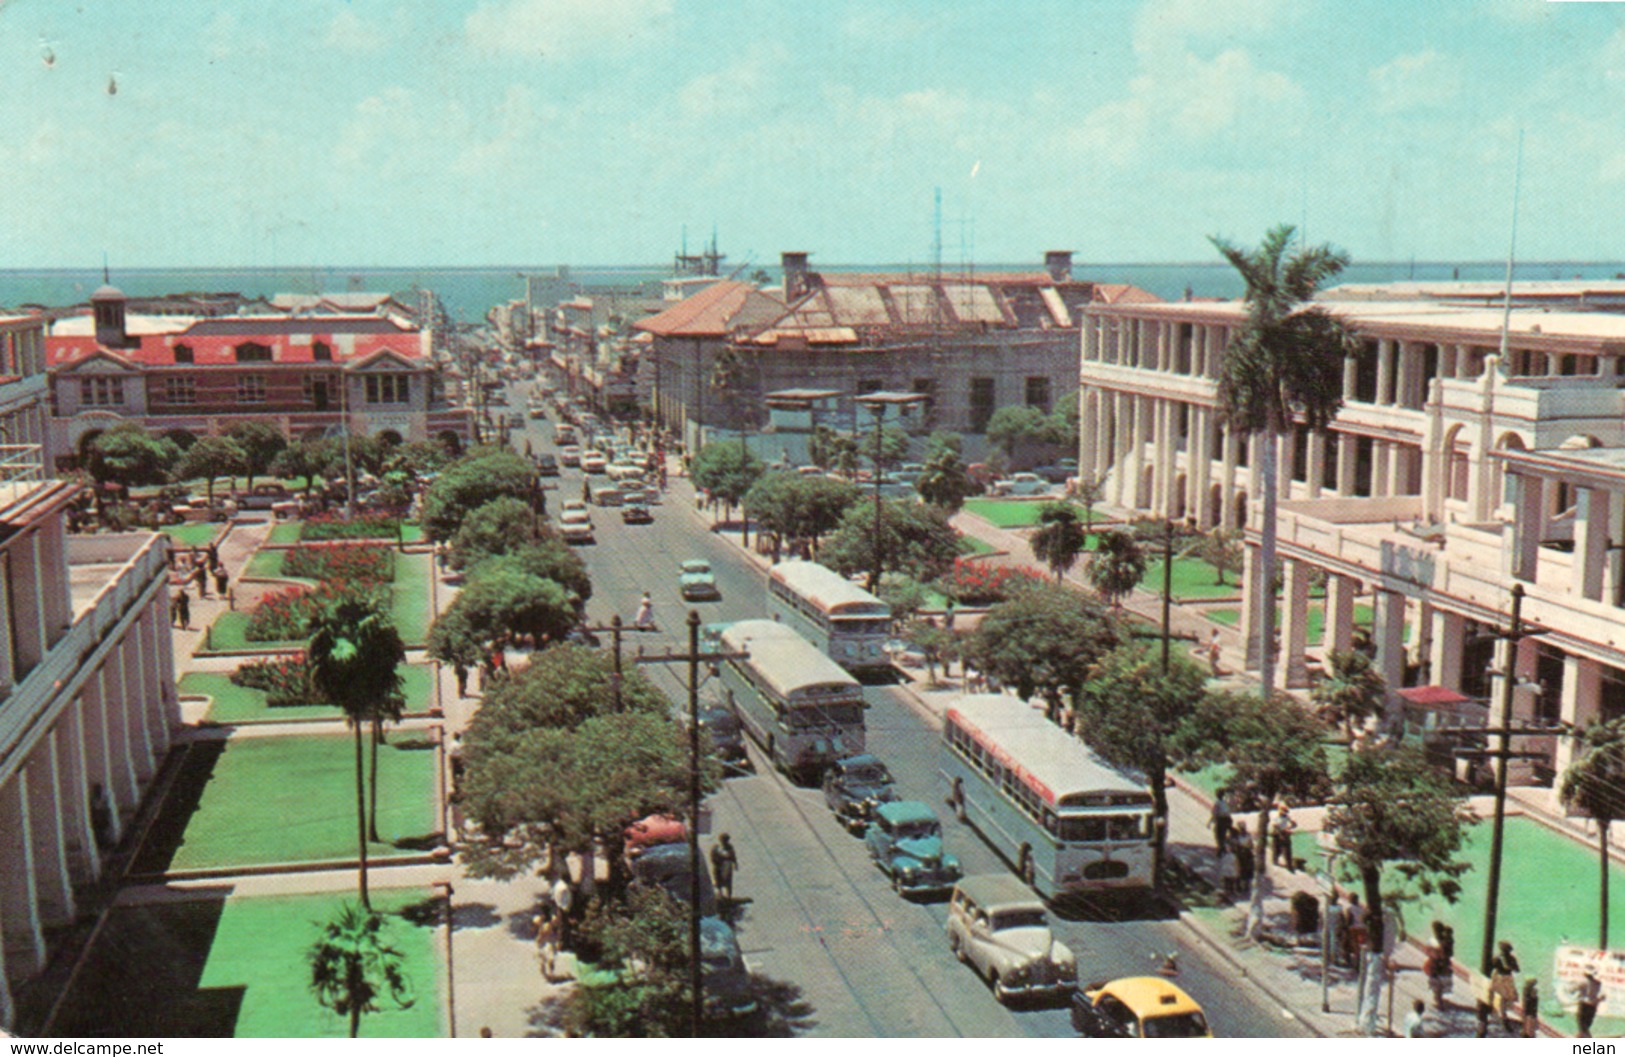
left=894, top=821, right=938, bottom=840
left=846, top=763, right=892, bottom=785
left=1142, top=1012, right=1208, bottom=1039
left=991, top=909, right=1048, bottom=930
left=683, top=562, right=711, bottom=574
left=1056, top=812, right=1149, bottom=844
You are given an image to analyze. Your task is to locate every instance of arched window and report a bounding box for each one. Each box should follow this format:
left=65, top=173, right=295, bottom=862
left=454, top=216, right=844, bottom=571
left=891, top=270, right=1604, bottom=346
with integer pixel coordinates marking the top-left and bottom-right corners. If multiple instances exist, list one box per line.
left=234, top=342, right=273, bottom=364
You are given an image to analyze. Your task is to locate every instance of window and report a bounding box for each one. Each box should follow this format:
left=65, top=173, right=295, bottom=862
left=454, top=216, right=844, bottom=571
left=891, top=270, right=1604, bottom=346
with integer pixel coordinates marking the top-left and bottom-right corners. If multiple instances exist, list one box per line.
left=970, top=377, right=996, bottom=431
left=1025, top=376, right=1051, bottom=413
left=173, top=344, right=194, bottom=364
left=79, top=376, right=122, bottom=406
left=365, top=373, right=410, bottom=404
left=234, top=342, right=273, bottom=364
left=313, top=341, right=332, bottom=362
left=238, top=374, right=266, bottom=404
left=164, top=377, right=195, bottom=405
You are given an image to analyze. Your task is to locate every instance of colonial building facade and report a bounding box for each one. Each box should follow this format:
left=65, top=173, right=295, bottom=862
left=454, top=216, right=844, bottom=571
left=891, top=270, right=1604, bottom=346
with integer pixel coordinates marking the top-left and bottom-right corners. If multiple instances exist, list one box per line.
left=1078, top=284, right=1625, bottom=780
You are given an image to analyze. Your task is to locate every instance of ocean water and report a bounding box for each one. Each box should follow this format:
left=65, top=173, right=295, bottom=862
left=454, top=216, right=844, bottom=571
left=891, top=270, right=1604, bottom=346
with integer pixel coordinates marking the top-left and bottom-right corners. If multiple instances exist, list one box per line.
left=5, top=260, right=1623, bottom=324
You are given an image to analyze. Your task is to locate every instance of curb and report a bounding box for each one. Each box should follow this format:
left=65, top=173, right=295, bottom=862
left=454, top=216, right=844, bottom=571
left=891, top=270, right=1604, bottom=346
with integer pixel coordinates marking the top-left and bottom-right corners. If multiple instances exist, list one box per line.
left=1175, top=908, right=1329, bottom=1038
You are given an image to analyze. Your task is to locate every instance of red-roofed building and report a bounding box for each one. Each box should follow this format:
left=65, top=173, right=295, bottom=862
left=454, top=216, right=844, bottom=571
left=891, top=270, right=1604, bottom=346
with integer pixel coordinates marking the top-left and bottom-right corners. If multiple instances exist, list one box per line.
left=45, top=287, right=472, bottom=468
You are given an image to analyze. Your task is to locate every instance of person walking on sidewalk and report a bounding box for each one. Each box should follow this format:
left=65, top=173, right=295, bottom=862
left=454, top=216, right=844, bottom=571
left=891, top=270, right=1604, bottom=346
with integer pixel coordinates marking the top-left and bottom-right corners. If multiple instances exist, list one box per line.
left=711, top=833, right=738, bottom=902
left=1481, top=939, right=1520, bottom=1036
left=173, top=589, right=191, bottom=630
left=1520, top=977, right=1540, bottom=1037
left=1228, top=823, right=1253, bottom=898
left=1211, top=790, right=1233, bottom=858
left=552, top=873, right=575, bottom=951
left=1270, top=803, right=1297, bottom=872
left=1425, top=920, right=1454, bottom=1009
left=1403, top=999, right=1427, bottom=1038
left=1343, top=893, right=1367, bottom=966
left=1577, top=968, right=1602, bottom=1038
left=1208, top=629, right=1222, bottom=676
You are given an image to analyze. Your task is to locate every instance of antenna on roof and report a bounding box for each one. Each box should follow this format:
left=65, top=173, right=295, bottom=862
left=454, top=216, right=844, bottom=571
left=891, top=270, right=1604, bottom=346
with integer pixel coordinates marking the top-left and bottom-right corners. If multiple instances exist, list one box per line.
left=102, top=253, right=110, bottom=285
left=1495, top=129, right=1525, bottom=375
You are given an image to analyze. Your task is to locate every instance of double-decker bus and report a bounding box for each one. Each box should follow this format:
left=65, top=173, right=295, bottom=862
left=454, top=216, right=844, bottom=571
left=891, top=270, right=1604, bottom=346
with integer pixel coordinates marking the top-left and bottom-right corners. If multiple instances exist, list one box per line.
left=939, top=694, right=1154, bottom=898
left=765, top=560, right=892, bottom=674
left=718, top=620, right=867, bottom=783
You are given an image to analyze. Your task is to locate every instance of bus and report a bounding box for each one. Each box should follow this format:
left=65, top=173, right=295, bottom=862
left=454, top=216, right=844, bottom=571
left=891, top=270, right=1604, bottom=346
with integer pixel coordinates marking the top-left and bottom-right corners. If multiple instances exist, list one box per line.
left=939, top=694, right=1154, bottom=898
left=765, top=560, right=892, bottom=674
left=718, top=620, right=867, bottom=783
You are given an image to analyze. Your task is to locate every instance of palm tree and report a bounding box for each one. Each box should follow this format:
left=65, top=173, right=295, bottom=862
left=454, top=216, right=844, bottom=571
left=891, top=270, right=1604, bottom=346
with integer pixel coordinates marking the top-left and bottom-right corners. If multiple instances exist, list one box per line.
left=1030, top=502, right=1088, bottom=582
left=308, top=598, right=406, bottom=908
left=1085, top=529, right=1146, bottom=607
left=309, top=901, right=414, bottom=1038
left=1310, top=649, right=1387, bottom=740
left=916, top=448, right=979, bottom=514
left=1560, top=717, right=1625, bottom=949
left=1211, top=224, right=1354, bottom=692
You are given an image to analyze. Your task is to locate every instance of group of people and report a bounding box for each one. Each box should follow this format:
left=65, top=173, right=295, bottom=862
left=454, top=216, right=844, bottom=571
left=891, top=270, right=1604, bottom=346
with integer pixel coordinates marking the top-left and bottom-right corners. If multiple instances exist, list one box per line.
left=1210, top=791, right=1298, bottom=895
left=532, top=872, right=581, bottom=983
left=170, top=544, right=228, bottom=629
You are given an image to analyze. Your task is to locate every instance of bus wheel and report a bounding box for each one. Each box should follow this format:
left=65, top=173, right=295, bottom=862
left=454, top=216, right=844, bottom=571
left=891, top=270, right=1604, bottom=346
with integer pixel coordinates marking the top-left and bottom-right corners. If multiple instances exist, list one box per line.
left=950, top=779, right=967, bottom=823
left=1019, top=846, right=1035, bottom=887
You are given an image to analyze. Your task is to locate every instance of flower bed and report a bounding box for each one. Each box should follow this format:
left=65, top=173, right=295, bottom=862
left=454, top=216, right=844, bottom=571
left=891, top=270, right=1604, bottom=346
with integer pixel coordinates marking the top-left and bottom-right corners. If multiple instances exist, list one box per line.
left=229, top=654, right=320, bottom=708
left=243, top=582, right=385, bottom=642
left=934, top=557, right=1046, bottom=605
left=300, top=512, right=402, bottom=541
left=281, top=544, right=393, bottom=584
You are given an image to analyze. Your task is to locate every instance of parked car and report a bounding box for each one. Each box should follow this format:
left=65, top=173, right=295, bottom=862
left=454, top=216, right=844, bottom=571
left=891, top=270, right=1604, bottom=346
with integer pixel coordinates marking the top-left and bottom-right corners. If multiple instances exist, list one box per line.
left=679, top=559, right=721, bottom=601
left=629, top=842, right=717, bottom=915
left=1032, top=458, right=1080, bottom=484
left=559, top=445, right=582, bottom=467
left=697, top=705, right=748, bottom=770
left=607, top=461, right=645, bottom=482
left=946, top=874, right=1077, bottom=1003
left=700, top=917, right=758, bottom=1018
left=991, top=472, right=1053, bottom=497
left=591, top=484, right=623, bottom=507
left=822, top=754, right=899, bottom=834
left=555, top=425, right=577, bottom=446
left=529, top=405, right=548, bottom=420
left=1070, top=977, right=1212, bottom=1038
left=558, top=500, right=594, bottom=544
left=624, top=813, right=686, bottom=859
left=238, top=483, right=291, bottom=510
left=621, top=502, right=653, bottom=524
left=864, top=800, right=961, bottom=896
left=536, top=453, right=559, bottom=477
left=582, top=450, right=608, bottom=474
left=506, top=413, right=525, bottom=428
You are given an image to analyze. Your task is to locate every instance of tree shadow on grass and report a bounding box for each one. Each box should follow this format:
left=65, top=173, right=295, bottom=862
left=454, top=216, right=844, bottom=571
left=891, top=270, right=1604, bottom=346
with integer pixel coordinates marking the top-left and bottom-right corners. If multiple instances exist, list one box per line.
left=391, top=831, right=445, bottom=851
left=128, top=740, right=228, bottom=876
left=391, top=735, right=438, bottom=751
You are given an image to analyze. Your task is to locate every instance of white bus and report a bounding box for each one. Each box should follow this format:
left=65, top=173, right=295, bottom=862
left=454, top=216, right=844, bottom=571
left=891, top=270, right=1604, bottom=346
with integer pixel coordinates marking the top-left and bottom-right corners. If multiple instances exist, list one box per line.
left=940, top=694, right=1154, bottom=898
left=765, top=560, right=892, bottom=674
left=718, top=620, right=867, bottom=783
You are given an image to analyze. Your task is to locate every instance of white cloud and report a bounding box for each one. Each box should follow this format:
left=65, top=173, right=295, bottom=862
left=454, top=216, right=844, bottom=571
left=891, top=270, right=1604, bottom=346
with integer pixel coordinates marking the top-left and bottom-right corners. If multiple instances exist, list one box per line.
left=1369, top=49, right=1463, bottom=113
left=325, top=10, right=385, bottom=54
left=464, top=0, right=673, bottom=60
left=1131, top=0, right=1298, bottom=56
left=676, top=55, right=774, bottom=121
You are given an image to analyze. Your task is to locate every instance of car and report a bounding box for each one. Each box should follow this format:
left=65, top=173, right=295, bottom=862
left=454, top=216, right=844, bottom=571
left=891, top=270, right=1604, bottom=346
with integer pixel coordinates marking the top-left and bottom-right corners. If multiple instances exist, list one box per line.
left=559, top=445, right=582, bottom=467
left=797, top=464, right=825, bottom=476
left=536, top=453, right=559, bottom=477
left=700, top=917, right=758, bottom=1018
left=629, top=842, right=717, bottom=915
left=555, top=426, right=577, bottom=446
left=529, top=405, right=548, bottom=420
left=607, top=460, right=644, bottom=482
left=582, top=449, right=608, bottom=474
left=621, top=502, right=653, bottom=524
left=1033, top=458, right=1080, bottom=484
left=696, top=705, right=748, bottom=770
left=238, top=483, right=291, bottom=510
left=591, top=484, right=623, bottom=507
left=991, top=472, right=1053, bottom=497
left=864, top=800, right=961, bottom=896
left=822, top=754, right=899, bottom=834
left=679, top=559, right=721, bottom=601
left=558, top=500, right=594, bottom=544
left=946, top=874, right=1077, bottom=1003
left=506, top=413, right=524, bottom=428
left=1070, top=977, right=1212, bottom=1038
left=624, top=813, right=687, bottom=859
left=883, top=638, right=927, bottom=668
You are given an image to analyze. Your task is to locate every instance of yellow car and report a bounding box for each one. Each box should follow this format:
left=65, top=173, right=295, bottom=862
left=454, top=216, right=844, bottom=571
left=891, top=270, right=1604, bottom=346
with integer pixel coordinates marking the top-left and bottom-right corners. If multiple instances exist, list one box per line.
left=1069, top=976, right=1211, bottom=1038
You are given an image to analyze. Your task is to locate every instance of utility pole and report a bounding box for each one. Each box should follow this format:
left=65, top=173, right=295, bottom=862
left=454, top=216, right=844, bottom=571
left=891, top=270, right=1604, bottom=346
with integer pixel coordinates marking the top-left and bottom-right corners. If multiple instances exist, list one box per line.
left=633, top=611, right=748, bottom=1037
left=578, top=615, right=658, bottom=712
left=869, top=402, right=884, bottom=594
left=1480, top=582, right=1523, bottom=1019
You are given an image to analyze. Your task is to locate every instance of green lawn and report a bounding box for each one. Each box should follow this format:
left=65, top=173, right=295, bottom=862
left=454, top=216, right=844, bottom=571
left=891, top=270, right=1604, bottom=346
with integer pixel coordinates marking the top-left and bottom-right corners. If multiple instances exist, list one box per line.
left=1206, top=603, right=1382, bottom=647
left=182, top=664, right=436, bottom=724
left=244, top=549, right=289, bottom=579
left=267, top=522, right=304, bottom=544
left=1137, top=556, right=1241, bottom=601
left=957, top=534, right=995, bottom=556
left=205, top=611, right=301, bottom=652
left=131, top=733, right=439, bottom=873
left=963, top=498, right=1104, bottom=529
left=160, top=523, right=222, bottom=548
left=52, top=889, right=441, bottom=1038
left=211, top=550, right=433, bottom=650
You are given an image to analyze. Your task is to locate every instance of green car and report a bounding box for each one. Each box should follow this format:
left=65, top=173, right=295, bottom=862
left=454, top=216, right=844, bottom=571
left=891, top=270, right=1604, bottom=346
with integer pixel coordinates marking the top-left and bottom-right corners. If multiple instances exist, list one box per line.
left=680, top=559, right=721, bottom=601
left=865, top=800, right=962, bottom=897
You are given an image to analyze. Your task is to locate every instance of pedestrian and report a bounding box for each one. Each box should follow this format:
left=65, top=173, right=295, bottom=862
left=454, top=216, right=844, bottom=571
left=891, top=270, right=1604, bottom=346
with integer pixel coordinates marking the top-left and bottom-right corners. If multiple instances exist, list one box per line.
left=1488, top=939, right=1520, bottom=1034
left=206, top=541, right=219, bottom=569
left=1210, top=789, right=1233, bottom=858
left=174, top=589, right=191, bottom=630
left=1270, top=803, right=1297, bottom=871
left=89, top=783, right=114, bottom=850
left=1403, top=998, right=1427, bottom=1038
left=454, top=662, right=469, bottom=698
left=212, top=563, right=229, bottom=598
left=191, top=561, right=210, bottom=599
left=1324, top=892, right=1346, bottom=969
left=1520, top=976, right=1540, bottom=1037
left=1426, top=920, right=1455, bottom=1009
left=581, top=479, right=591, bottom=503
left=1229, top=823, right=1253, bottom=898
left=944, top=600, right=957, bottom=631
left=1577, top=968, right=1602, bottom=1038
left=532, top=905, right=559, bottom=981
left=711, top=832, right=738, bottom=902
left=1208, top=629, right=1222, bottom=676
left=1344, top=892, right=1367, bottom=966
left=551, top=873, right=575, bottom=951
left=634, top=591, right=654, bottom=629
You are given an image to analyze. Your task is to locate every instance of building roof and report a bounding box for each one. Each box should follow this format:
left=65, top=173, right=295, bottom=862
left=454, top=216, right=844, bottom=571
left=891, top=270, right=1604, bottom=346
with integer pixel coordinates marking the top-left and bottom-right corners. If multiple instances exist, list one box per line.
left=633, top=280, right=787, bottom=338
left=47, top=309, right=427, bottom=369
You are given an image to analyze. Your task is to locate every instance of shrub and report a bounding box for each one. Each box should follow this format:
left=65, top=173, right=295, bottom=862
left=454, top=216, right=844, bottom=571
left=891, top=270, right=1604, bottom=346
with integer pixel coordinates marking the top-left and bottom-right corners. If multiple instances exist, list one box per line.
left=301, top=512, right=403, bottom=541
left=230, top=653, right=323, bottom=708
left=282, top=544, right=394, bottom=584
left=935, top=558, right=1045, bottom=605
left=244, top=582, right=385, bottom=642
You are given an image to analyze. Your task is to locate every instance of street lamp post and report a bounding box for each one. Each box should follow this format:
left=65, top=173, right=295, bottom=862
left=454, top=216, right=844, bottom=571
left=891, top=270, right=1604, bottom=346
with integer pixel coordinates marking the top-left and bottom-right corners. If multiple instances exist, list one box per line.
left=1479, top=582, right=1523, bottom=1033
left=854, top=392, right=925, bottom=594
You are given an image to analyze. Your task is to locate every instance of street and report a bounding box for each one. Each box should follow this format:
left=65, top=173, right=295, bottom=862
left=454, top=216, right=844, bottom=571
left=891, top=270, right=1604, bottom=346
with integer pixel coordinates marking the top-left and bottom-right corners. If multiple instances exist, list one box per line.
left=503, top=384, right=1312, bottom=1038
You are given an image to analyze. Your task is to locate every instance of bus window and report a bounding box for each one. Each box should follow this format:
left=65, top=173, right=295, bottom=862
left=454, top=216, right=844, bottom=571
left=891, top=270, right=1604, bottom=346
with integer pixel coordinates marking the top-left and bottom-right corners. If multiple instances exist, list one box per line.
left=1057, top=816, right=1107, bottom=843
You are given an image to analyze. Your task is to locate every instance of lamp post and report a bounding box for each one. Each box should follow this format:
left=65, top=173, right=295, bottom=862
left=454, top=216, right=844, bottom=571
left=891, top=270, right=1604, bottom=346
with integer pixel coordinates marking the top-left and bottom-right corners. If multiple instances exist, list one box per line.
left=854, top=392, right=925, bottom=594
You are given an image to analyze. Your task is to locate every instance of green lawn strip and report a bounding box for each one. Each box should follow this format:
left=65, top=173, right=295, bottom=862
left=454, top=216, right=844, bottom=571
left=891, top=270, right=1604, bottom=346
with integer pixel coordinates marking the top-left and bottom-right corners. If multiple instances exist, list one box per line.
left=160, top=523, right=222, bottom=548
left=182, top=664, right=435, bottom=723
left=244, top=549, right=287, bottom=578
left=388, top=551, right=434, bottom=647
left=267, top=522, right=304, bottom=544
left=53, top=889, right=441, bottom=1038
left=1137, top=556, right=1238, bottom=601
left=401, top=523, right=426, bottom=544
left=204, top=611, right=304, bottom=653
left=1205, top=604, right=1380, bottom=647
left=957, top=534, right=995, bottom=556
left=133, top=732, right=439, bottom=872
left=962, top=498, right=1103, bottom=529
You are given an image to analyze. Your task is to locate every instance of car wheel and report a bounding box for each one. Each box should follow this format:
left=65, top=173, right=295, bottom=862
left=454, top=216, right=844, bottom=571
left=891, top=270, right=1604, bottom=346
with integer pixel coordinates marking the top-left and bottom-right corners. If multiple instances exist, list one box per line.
left=949, top=932, right=966, bottom=964
left=891, top=872, right=904, bottom=894
left=989, top=970, right=1008, bottom=1004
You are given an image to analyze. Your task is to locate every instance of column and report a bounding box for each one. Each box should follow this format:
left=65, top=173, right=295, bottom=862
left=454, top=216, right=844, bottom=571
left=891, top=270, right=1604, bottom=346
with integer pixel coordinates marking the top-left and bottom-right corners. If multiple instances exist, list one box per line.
left=1278, top=560, right=1313, bottom=689
left=1572, top=486, right=1610, bottom=602
left=1190, top=408, right=1214, bottom=528
left=0, top=772, right=45, bottom=979
left=1239, top=543, right=1266, bottom=670
left=1149, top=401, right=1169, bottom=517
left=1306, top=433, right=1327, bottom=499
left=1372, top=590, right=1407, bottom=716
left=1220, top=428, right=1240, bottom=530
left=1376, top=339, right=1396, bottom=405
left=1506, top=473, right=1543, bottom=581
left=1127, top=395, right=1150, bottom=509
left=1371, top=440, right=1391, bottom=496
left=9, top=533, right=44, bottom=675
left=24, top=742, right=74, bottom=926
left=141, top=610, right=174, bottom=759
left=1343, top=355, right=1359, bottom=403
left=1336, top=430, right=1359, bottom=497
left=111, top=644, right=155, bottom=787
left=1389, top=443, right=1412, bottom=496
left=1429, top=610, right=1466, bottom=692
left=58, top=701, right=99, bottom=887
left=1078, top=388, right=1099, bottom=486
left=1607, top=493, right=1625, bottom=605
left=38, top=517, right=71, bottom=648
left=1324, top=574, right=1359, bottom=656
left=1554, top=656, right=1602, bottom=776
left=87, top=668, right=136, bottom=835
left=1110, top=392, right=1132, bottom=506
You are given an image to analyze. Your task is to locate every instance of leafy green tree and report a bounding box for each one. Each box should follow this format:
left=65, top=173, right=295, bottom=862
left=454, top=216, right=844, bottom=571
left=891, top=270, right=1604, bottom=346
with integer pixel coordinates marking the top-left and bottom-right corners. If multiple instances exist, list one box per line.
left=1212, top=223, right=1354, bottom=692
left=1326, top=746, right=1472, bottom=1033
left=1560, top=717, right=1625, bottom=950
left=421, top=447, right=537, bottom=542
left=915, top=448, right=980, bottom=515
left=876, top=574, right=932, bottom=626
left=307, top=599, right=407, bottom=908
left=177, top=435, right=248, bottom=505
left=564, top=887, right=692, bottom=1037
left=308, top=902, right=413, bottom=1038
left=742, top=471, right=799, bottom=562
left=986, top=405, right=1063, bottom=463
left=904, top=615, right=957, bottom=686
left=967, top=582, right=1119, bottom=722
left=506, top=538, right=592, bottom=609
left=1076, top=644, right=1209, bottom=888
left=85, top=424, right=179, bottom=504
left=271, top=439, right=332, bottom=497
left=1047, top=389, right=1081, bottom=451
left=449, top=496, right=542, bottom=570
left=744, top=472, right=861, bottom=559
left=224, top=420, right=287, bottom=491
left=1069, top=476, right=1104, bottom=534
left=456, top=558, right=579, bottom=647
left=924, top=430, right=963, bottom=461
left=818, top=498, right=960, bottom=591
left=691, top=442, right=764, bottom=517
left=426, top=604, right=485, bottom=669
left=1030, top=502, right=1088, bottom=582
left=1311, top=649, right=1387, bottom=739
left=475, top=645, right=668, bottom=736
left=384, top=440, right=451, bottom=482
left=1085, top=529, right=1146, bottom=606
left=1193, top=527, right=1244, bottom=585
left=863, top=424, right=910, bottom=473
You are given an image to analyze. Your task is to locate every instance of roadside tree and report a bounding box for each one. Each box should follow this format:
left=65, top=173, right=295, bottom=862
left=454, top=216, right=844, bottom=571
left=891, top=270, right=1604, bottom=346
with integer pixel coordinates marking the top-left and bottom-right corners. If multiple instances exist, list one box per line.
left=691, top=442, right=764, bottom=520
left=986, top=405, right=1058, bottom=464
left=915, top=448, right=981, bottom=515
left=1030, top=502, right=1089, bottom=582
left=224, top=420, right=287, bottom=492
left=1560, top=717, right=1625, bottom=950
left=455, top=558, right=578, bottom=647
left=967, top=582, right=1119, bottom=722
left=449, top=496, right=542, bottom=570
left=1311, top=649, right=1387, bottom=739
left=817, top=498, right=960, bottom=590
left=1085, top=529, right=1146, bottom=606
left=177, top=435, right=248, bottom=505
left=85, top=424, right=179, bottom=512
left=421, top=447, right=537, bottom=542
left=1193, top=527, right=1244, bottom=586
left=271, top=439, right=334, bottom=497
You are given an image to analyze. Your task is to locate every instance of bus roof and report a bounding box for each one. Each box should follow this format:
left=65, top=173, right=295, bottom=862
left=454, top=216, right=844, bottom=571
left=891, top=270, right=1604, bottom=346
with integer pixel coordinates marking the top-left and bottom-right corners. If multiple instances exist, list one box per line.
left=720, top=619, right=862, bottom=701
left=769, top=561, right=891, bottom=616
left=945, top=694, right=1147, bottom=807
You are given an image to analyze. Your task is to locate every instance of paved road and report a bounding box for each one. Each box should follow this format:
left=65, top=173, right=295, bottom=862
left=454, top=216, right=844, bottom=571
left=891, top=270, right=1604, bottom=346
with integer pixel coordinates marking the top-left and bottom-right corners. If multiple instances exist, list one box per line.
left=499, top=382, right=1311, bottom=1038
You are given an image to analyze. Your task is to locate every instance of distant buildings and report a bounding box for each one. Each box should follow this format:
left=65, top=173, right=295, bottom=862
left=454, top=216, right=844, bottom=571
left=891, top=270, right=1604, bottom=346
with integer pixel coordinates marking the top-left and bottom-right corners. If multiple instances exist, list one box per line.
left=44, top=286, right=472, bottom=469
left=1077, top=281, right=1625, bottom=781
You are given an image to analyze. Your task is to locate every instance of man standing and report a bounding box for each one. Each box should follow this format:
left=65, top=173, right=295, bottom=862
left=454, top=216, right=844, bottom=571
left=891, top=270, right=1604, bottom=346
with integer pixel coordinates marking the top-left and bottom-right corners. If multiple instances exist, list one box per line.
left=1270, top=803, right=1297, bottom=871
left=1210, top=790, right=1233, bottom=858
left=1578, top=968, right=1602, bottom=1038
left=711, top=833, right=738, bottom=902
left=1324, top=892, right=1346, bottom=970
left=551, top=872, right=575, bottom=951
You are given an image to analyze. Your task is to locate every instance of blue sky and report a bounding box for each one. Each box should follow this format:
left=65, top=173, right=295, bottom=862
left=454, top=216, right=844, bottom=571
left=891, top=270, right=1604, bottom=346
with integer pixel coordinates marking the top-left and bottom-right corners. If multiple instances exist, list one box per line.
left=2, top=0, right=1623, bottom=269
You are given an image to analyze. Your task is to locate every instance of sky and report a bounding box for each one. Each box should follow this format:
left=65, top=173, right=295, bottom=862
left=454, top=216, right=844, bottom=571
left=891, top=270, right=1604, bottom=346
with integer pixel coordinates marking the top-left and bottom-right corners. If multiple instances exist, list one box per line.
left=1, top=0, right=1623, bottom=269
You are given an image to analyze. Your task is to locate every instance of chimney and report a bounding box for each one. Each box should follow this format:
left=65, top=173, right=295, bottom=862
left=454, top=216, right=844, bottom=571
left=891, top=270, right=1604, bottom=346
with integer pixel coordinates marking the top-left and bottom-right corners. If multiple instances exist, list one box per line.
left=91, top=283, right=128, bottom=348
left=782, top=252, right=811, bottom=301
left=1044, top=251, right=1074, bottom=283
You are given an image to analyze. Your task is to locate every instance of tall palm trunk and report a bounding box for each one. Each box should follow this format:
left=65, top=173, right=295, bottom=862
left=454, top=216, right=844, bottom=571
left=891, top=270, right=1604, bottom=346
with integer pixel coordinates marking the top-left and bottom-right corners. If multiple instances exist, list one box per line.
left=354, top=722, right=370, bottom=909
left=1256, top=425, right=1280, bottom=694
left=368, top=716, right=382, bottom=843
left=1602, top=819, right=1612, bottom=950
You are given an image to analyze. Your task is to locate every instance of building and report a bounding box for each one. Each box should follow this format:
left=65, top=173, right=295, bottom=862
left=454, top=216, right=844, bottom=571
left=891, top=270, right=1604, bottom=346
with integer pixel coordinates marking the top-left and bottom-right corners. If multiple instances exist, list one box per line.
left=1077, top=282, right=1625, bottom=779
left=0, top=312, right=175, bottom=1029
left=639, top=251, right=1158, bottom=450
left=45, top=286, right=471, bottom=468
